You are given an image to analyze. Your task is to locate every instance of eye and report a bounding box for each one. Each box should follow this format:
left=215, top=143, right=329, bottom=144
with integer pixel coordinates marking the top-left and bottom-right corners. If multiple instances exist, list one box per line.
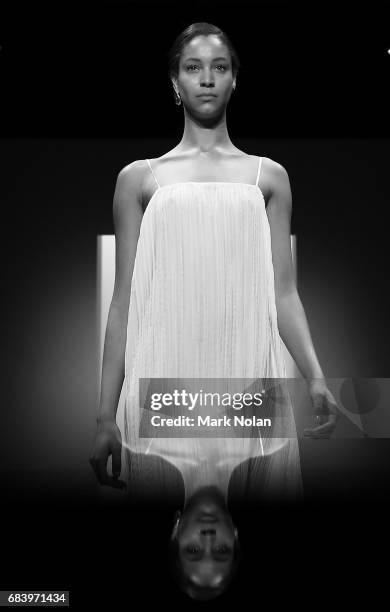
left=186, top=546, right=200, bottom=554
left=186, top=65, right=227, bottom=72
left=216, top=546, right=230, bottom=553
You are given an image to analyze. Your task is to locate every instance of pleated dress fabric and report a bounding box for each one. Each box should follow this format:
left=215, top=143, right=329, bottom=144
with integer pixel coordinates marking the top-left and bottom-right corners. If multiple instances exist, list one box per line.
left=122, top=157, right=303, bottom=503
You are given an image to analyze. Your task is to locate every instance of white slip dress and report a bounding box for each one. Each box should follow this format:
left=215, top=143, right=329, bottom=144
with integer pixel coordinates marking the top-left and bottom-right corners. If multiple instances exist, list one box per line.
left=121, top=156, right=303, bottom=503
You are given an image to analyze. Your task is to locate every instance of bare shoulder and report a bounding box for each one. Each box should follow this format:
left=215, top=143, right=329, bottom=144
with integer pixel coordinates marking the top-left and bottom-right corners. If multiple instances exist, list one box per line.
left=113, top=159, right=153, bottom=212
left=259, top=157, right=291, bottom=205
left=115, top=159, right=148, bottom=192
left=261, top=156, right=290, bottom=182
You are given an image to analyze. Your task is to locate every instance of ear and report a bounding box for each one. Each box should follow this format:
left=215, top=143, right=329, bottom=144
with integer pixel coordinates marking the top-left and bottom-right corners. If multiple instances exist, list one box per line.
left=171, top=523, right=179, bottom=540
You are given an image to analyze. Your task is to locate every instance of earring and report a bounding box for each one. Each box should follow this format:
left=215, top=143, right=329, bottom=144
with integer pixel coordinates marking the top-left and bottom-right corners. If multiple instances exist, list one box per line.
left=171, top=510, right=181, bottom=539
left=174, top=89, right=182, bottom=106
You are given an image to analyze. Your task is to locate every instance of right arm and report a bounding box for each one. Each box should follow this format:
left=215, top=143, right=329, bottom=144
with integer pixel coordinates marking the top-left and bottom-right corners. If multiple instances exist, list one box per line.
left=98, top=161, right=144, bottom=424
left=89, top=160, right=145, bottom=488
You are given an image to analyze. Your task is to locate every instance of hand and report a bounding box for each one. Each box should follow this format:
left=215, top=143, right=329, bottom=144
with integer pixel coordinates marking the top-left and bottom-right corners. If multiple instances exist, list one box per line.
left=89, top=419, right=127, bottom=489
left=304, top=379, right=340, bottom=439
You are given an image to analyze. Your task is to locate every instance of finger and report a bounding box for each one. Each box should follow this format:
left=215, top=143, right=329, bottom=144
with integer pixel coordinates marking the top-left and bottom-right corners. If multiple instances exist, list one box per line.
left=102, top=477, right=127, bottom=490
left=304, top=419, right=336, bottom=439
left=312, top=394, right=326, bottom=416
left=94, top=452, right=113, bottom=484
left=89, top=450, right=108, bottom=484
left=304, top=428, right=330, bottom=438
left=315, top=415, right=327, bottom=425
left=327, top=399, right=340, bottom=421
left=90, top=448, right=126, bottom=489
left=93, top=458, right=126, bottom=489
left=111, top=445, right=122, bottom=479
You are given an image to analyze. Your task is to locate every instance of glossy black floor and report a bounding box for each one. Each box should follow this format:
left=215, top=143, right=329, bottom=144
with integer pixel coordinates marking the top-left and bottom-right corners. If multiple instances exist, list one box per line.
left=2, top=454, right=390, bottom=608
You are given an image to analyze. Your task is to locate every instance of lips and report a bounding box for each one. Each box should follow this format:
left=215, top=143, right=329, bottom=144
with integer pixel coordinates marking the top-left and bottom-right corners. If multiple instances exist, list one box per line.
left=197, top=94, right=217, bottom=98
left=198, top=515, right=218, bottom=522
left=197, top=510, right=219, bottom=522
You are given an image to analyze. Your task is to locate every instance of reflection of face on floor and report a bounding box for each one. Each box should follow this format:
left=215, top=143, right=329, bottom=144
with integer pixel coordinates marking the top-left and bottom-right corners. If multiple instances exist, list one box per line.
left=169, top=486, right=241, bottom=600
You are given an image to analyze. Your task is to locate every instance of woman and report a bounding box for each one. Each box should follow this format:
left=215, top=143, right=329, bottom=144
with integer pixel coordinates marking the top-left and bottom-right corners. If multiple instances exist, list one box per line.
left=167, top=485, right=242, bottom=600
left=89, top=22, right=338, bottom=501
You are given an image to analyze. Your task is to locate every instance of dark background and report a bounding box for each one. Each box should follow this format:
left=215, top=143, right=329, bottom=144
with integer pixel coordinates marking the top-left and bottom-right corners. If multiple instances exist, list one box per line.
left=1, top=0, right=390, bottom=607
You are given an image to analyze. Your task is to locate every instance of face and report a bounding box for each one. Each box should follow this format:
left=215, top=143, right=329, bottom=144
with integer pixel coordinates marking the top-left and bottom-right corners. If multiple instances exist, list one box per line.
left=172, top=35, right=235, bottom=112
left=174, top=487, right=237, bottom=589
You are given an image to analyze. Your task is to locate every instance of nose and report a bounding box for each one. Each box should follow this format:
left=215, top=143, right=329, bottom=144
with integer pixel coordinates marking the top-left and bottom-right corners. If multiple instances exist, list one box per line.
left=200, top=70, right=215, bottom=86
left=200, top=529, right=216, bottom=535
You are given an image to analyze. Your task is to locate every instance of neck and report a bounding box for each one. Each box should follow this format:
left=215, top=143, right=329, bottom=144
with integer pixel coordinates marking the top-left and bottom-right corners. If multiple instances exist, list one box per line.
left=182, top=484, right=228, bottom=513
left=177, top=108, right=234, bottom=154
left=181, top=458, right=231, bottom=506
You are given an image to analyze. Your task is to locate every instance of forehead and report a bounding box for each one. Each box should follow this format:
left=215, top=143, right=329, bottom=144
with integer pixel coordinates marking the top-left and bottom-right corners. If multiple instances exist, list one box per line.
left=181, top=35, right=229, bottom=59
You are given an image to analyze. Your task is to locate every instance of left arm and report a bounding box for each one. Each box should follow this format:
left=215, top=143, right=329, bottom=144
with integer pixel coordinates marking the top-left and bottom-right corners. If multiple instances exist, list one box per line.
left=266, top=160, right=338, bottom=437
left=266, top=161, right=321, bottom=380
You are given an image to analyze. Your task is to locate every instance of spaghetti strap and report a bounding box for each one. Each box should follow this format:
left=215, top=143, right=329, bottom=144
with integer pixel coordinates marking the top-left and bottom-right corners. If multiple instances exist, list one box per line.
left=146, top=159, right=161, bottom=189
left=255, top=156, right=263, bottom=186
